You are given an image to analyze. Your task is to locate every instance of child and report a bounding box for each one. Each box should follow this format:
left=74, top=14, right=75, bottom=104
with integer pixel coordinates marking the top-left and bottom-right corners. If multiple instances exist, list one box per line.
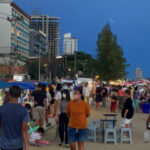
left=29, top=128, right=44, bottom=146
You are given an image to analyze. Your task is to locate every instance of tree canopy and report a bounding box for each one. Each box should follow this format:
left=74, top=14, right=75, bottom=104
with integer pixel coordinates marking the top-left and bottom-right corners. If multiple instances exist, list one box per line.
left=66, top=52, right=98, bottom=78
left=28, top=61, right=46, bottom=80
left=97, top=24, right=129, bottom=81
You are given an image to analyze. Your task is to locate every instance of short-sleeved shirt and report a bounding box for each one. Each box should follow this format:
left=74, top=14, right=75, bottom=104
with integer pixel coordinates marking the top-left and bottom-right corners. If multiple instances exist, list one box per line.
left=83, top=86, right=91, bottom=97
left=0, top=103, right=29, bottom=149
left=66, top=100, right=90, bottom=129
left=31, top=90, right=46, bottom=107
left=55, top=91, right=62, bottom=101
left=118, top=89, right=124, bottom=97
left=29, top=132, right=41, bottom=143
left=46, top=92, right=52, bottom=107
left=60, top=99, right=68, bottom=113
left=121, top=98, right=134, bottom=119
left=102, top=88, right=108, bottom=97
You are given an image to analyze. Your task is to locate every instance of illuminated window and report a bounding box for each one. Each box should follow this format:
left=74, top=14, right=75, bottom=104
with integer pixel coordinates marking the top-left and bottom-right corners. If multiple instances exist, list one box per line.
left=16, top=31, right=20, bottom=37
left=11, top=27, right=15, bottom=34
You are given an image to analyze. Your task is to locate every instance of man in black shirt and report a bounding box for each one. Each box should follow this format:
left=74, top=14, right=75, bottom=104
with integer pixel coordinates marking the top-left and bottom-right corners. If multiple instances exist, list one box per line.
left=121, top=89, right=134, bottom=128
left=30, top=84, right=46, bottom=128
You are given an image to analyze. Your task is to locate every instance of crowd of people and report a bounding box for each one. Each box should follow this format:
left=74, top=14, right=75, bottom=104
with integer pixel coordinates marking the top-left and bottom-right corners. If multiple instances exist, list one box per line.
left=0, top=81, right=150, bottom=149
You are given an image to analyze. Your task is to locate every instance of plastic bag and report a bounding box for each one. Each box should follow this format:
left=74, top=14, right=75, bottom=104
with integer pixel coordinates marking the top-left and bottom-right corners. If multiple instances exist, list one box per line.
left=144, top=130, right=150, bottom=142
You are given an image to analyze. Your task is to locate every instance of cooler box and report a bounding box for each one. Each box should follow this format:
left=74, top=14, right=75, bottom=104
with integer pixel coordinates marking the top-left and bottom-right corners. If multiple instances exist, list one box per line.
left=142, top=103, right=150, bottom=113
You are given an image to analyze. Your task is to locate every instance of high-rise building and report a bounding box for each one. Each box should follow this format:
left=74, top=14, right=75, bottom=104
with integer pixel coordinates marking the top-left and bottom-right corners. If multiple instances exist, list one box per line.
left=0, top=0, right=30, bottom=65
left=30, top=15, right=60, bottom=57
left=29, top=29, right=47, bottom=57
left=63, top=33, right=78, bottom=55
left=136, top=68, right=143, bottom=79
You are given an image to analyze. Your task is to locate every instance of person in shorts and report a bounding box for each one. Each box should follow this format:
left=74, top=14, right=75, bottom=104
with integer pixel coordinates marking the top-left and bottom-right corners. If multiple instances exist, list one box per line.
left=49, top=84, right=56, bottom=117
left=66, top=88, right=90, bottom=150
left=121, top=89, right=134, bottom=128
left=83, top=82, right=91, bottom=103
left=30, top=84, right=46, bottom=128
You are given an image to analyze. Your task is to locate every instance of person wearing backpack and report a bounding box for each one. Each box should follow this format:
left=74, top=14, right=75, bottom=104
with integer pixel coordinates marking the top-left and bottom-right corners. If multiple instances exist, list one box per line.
left=121, top=89, right=134, bottom=128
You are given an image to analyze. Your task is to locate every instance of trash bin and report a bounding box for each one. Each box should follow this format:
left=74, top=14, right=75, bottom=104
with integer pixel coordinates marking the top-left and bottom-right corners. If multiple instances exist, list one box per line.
left=142, top=103, right=150, bottom=113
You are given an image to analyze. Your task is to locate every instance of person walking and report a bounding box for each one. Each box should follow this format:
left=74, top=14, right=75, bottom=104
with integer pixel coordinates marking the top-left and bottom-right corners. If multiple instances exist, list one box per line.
left=110, top=95, right=118, bottom=113
left=49, top=84, right=55, bottom=117
left=43, top=85, right=51, bottom=127
left=102, top=86, right=108, bottom=107
left=66, top=88, right=90, bottom=150
left=0, top=85, right=29, bottom=150
left=30, top=83, right=46, bottom=128
left=58, top=89, right=70, bottom=147
left=83, top=82, right=91, bottom=103
left=95, top=86, right=102, bottom=109
left=118, top=86, right=124, bottom=110
left=55, top=83, right=62, bottom=122
left=133, top=87, right=140, bottom=112
left=121, top=89, right=134, bottom=128
left=3, top=88, right=10, bottom=104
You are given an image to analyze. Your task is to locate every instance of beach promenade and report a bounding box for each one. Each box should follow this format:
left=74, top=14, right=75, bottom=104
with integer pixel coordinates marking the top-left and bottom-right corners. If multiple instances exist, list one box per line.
left=30, top=106, right=149, bottom=150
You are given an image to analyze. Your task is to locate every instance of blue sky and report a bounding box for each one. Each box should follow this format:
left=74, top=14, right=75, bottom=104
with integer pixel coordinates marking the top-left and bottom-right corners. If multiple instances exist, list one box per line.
left=14, top=0, right=150, bottom=78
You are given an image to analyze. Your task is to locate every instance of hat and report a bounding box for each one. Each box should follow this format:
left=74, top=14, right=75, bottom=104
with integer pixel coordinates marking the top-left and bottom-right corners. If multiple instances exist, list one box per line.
left=4, top=88, right=9, bottom=92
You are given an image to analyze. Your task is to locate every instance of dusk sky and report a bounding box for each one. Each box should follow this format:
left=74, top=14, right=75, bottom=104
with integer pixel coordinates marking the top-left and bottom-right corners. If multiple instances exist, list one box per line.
left=14, top=0, right=150, bottom=78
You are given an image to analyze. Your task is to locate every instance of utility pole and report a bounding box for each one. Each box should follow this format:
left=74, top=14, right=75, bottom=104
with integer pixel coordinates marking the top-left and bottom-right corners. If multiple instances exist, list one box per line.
left=39, top=47, right=41, bottom=82
left=48, top=42, right=51, bottom=82
left=74, top=52, right=77, bottom=80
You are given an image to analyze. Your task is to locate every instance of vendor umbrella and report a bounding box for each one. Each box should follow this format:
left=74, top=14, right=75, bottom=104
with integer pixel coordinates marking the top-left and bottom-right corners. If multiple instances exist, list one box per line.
left=0, top=81, right=11, bottom=89
left=9, top=82, right=35, bottom=90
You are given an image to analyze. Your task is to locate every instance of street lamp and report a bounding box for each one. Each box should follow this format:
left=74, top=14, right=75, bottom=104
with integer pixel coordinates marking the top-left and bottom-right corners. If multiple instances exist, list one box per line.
left=43, top=64, right=48, bottom=67
left=48, top=38, right=60, bottom=82
left=35, top=31, right=47, bottom=82
left=68, top=67, right=71, bottom=79
left=68, top=67, right=71, bottom=72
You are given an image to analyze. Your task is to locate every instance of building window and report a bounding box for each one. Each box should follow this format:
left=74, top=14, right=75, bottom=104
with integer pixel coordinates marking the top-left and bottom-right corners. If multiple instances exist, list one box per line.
left=11, top=27, right=15, bottom=34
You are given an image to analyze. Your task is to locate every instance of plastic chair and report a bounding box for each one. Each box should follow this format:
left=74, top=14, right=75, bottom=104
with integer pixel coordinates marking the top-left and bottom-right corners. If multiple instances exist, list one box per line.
left=105, top=121, right=114, bottom=129
left=88, top=123, right=97, bottom=142
left=104, top=127, right=117, bottom=144
left=93, top=120, right=102, bottom=134
left=120, top=128, right=132, bottom=144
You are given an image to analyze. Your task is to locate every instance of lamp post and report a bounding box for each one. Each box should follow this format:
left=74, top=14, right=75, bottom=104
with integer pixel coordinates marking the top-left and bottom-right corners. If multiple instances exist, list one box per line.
left=43, top=64, right=48, bottom=81
left=74, top=52, right=77, bottom=80
left=68, top=67, right=71, bottom=79
left=48, top=38, right=60, bottom=82
left=39, top=48, right=41, bottom=81
left=37, top=30, right=47, bottom=82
